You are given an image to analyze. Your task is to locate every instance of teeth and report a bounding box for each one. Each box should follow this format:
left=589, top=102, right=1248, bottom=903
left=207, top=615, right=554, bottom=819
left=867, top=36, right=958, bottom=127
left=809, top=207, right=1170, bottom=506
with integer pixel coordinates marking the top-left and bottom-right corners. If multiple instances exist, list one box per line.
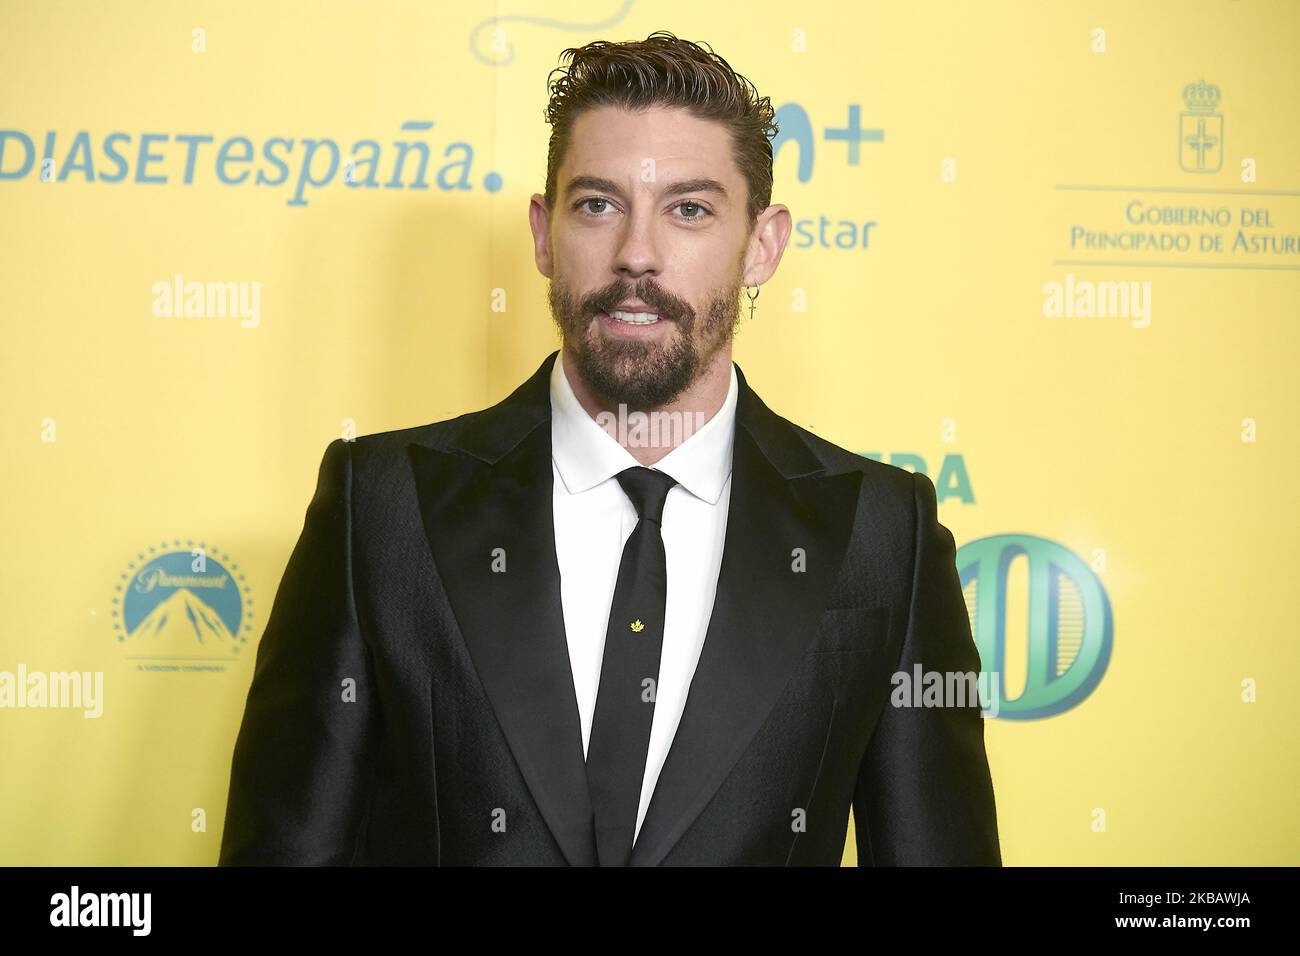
left=609, top=310, right=660, bottom=324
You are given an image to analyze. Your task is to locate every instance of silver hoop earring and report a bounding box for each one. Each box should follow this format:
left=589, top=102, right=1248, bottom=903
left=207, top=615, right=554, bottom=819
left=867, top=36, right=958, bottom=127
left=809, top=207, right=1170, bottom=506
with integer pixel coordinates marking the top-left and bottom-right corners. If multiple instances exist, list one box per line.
left=744, top=284, right=760, bottom=320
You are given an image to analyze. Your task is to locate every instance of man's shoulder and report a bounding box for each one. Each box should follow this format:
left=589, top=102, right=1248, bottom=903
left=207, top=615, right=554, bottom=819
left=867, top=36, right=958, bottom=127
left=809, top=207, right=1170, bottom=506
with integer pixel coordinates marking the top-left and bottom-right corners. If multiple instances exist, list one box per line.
left=764, top=411, right=920, bottom=503
left=337, top=399, right=513, bottom=462
left=351, top=413, right=476, bottom=454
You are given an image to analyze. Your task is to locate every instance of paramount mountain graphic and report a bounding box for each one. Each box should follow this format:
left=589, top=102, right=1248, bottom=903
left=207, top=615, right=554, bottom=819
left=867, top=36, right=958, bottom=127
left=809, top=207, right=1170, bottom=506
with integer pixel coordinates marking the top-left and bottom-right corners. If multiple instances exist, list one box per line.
left=128, top=588, right=238, bottom=650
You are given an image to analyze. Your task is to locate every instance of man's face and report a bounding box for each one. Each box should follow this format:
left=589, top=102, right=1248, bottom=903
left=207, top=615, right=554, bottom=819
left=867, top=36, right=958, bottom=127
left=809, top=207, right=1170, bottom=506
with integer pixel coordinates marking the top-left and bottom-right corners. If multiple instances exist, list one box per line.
left=535, top=105, right=752, bottom=410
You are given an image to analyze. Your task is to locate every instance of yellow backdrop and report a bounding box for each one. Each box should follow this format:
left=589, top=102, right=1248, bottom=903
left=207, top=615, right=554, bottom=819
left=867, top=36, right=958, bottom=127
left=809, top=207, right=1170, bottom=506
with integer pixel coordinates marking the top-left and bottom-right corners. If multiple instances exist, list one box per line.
left=1, top=0, right=1296, bottom=865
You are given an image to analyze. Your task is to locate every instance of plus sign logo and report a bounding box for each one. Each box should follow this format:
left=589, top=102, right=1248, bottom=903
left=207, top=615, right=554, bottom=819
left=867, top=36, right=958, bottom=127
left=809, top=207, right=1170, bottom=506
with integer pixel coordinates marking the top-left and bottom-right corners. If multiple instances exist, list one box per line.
left=1179, top=80, right=1223, bottom=173
left=773, top=103, right=884, bottom=182
left=773, top=103, right=884, bottom=251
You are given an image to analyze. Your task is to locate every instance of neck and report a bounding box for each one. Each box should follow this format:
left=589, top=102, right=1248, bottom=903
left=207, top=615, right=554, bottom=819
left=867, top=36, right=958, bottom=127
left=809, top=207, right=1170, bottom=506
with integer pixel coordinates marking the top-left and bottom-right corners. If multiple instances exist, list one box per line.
left=561, top=345, right=733, bottom=466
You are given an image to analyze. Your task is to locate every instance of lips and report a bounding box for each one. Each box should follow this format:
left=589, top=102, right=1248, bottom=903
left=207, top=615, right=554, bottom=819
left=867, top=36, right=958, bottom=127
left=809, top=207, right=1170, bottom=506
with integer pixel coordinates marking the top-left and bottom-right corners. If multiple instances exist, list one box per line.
left=606, top=310, right=660, bottom=325
left=600, top=308, right=661, bottom=320
left=595, top=309, right=672, bottom=335
left=599, top=306, right=670, bottom=320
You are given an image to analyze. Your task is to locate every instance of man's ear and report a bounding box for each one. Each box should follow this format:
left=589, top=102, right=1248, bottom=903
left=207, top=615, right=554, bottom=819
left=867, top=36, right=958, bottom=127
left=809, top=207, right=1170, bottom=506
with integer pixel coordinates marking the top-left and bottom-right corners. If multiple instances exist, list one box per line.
left=741, top=203, right=793, bottom=286
left=529, top=193, right=554, bottom=279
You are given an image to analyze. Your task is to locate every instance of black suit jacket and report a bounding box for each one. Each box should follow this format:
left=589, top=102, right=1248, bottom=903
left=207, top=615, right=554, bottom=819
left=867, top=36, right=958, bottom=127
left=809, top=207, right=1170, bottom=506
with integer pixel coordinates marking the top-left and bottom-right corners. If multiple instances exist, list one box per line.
left=218, top=350, right=1001, bottom=866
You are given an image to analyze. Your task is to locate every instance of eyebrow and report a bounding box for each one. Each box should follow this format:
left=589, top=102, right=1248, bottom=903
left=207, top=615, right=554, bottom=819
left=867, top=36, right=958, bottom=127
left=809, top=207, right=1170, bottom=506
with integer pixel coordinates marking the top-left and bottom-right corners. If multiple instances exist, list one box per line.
left=564, top=175, right=731, bottom=204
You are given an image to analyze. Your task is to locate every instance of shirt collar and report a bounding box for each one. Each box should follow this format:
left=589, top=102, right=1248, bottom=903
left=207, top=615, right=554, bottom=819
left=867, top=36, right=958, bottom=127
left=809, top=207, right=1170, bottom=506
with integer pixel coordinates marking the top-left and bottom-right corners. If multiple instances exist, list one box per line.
left=550, top=353, right=738, bottom=505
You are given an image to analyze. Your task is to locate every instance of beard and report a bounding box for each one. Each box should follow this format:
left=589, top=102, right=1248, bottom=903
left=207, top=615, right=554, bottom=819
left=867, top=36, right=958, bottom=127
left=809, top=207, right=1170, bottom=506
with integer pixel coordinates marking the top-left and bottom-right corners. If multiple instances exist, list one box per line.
left=547, top=264, right=744, bottom=411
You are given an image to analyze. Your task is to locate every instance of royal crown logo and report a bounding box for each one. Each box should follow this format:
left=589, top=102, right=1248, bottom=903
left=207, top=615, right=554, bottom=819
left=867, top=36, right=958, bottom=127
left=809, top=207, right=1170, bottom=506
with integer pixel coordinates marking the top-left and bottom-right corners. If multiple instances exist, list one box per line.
left=1182, top=79, right=1221, bottom=113
left=1179, top=79, right=1223, bottom=173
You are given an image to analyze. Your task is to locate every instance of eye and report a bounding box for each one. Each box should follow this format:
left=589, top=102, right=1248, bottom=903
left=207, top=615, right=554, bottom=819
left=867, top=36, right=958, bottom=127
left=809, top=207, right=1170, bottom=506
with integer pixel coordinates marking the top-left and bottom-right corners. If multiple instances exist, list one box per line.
left=575, top=197, right=613, bottom=216
left=676, top=201, right=712, bottom=222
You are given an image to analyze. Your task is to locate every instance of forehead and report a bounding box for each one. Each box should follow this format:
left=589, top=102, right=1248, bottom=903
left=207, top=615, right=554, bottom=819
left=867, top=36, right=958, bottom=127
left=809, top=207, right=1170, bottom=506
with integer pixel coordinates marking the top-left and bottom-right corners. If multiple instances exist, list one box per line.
left=560, top=105, right=739, bottom=187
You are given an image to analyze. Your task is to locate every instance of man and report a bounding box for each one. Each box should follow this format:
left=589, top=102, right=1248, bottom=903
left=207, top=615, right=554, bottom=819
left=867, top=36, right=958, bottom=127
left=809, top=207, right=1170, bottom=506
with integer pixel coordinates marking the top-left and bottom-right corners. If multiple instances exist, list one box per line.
left=219, top=32, right=1001, bottom=866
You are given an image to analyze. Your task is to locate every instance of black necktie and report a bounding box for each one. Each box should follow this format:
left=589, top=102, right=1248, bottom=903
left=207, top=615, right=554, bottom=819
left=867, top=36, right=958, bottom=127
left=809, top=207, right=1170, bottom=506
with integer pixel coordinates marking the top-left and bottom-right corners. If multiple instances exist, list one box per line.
left=586, top=465, right=678, bottom=866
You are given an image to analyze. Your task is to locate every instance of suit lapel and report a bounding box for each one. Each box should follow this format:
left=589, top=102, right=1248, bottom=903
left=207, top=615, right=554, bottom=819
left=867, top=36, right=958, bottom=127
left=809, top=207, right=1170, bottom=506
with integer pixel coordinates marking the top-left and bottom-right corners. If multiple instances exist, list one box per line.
left=408, top=351, right=598, bottom=866
left=408, top=350, right=863, bottom=868
left=626, top=365, right=863, bottom=866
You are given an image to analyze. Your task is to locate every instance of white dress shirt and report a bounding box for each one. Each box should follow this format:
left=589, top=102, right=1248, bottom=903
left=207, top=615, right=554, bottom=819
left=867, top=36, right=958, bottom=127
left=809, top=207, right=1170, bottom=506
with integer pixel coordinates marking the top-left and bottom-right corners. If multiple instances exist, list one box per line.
left=550, top=354, right=738, bottom=844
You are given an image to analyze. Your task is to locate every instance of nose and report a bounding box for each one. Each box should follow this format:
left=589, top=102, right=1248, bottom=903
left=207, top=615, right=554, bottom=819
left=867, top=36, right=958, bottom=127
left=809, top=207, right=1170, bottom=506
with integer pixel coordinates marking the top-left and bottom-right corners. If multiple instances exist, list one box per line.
left=611, top=205, right=661, bottom=280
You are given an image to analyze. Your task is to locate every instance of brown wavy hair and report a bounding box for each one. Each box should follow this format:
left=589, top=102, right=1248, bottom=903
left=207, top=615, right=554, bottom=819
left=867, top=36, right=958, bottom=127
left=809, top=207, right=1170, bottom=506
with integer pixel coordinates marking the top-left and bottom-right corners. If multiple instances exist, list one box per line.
left=542, top=31, right=779, bottom=228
